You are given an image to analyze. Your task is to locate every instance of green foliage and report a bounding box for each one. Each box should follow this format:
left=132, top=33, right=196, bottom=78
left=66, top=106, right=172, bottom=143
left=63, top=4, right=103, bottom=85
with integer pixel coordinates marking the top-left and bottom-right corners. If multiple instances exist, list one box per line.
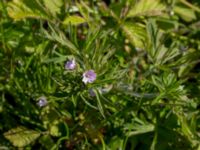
left=63, top=15, right=86, bottom=25
left=4, top=126, right=40, bottom=147
left=127, top=0, right=165, bottom=17
left=0, top=0, right=200, bottom=149
left=7, top=0, right=49, bottom=20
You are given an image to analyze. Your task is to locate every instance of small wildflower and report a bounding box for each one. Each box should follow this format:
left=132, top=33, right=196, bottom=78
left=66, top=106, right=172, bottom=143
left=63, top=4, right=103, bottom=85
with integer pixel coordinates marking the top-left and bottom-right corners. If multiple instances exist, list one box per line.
left=37, top=96, right=48, bottom=107
left=65, top=59, right=76, bottom=70
left=82, top=70, right=96, bottom=84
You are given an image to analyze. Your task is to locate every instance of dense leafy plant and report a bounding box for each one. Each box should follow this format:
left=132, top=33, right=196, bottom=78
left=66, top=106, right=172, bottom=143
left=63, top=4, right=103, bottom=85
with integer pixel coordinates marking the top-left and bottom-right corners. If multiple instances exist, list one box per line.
left=0, top=0, right=200, bottom=149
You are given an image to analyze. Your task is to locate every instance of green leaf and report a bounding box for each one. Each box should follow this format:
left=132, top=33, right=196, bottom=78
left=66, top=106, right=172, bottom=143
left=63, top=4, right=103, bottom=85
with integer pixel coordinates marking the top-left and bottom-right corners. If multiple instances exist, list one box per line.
left=177, top=114, right=196, bottom=145
left=42, top=25, right=80, bottom=55
left=43, top=0, right=63, bottom=16
left=156, top=18, right=178, bottom=31
left=42, top=56, right=67, bottom=64
left=63, top=15, right=86, bottom=25
left=146, top=19, right=159, bottom=57
left=0, top=27, right=24, bottom=48
left=4, top=126, right=40, bottom=147
left=146, top=20, right=180, bottom=65
left=174, top=5, right=196, bottom=22
left=7, top=0, right=49, bottom=20
left=125, top=123, right=155, bottom=137
left=107, top=136, right=125, bottom=150
left=95, top=90, right=105, bottom=118
left=123, top=22, right=147, bottom=48
left=50, top=124, right=61, bottom=137
left=128, top=0, right=165, bottom=17
left=39, top=135, right=55, bottom=150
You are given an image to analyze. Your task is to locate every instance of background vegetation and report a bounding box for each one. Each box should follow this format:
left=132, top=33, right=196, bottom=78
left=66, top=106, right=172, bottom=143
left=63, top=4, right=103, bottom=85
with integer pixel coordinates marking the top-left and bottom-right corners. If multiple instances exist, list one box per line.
left=0, top=0, right=200, bottom=149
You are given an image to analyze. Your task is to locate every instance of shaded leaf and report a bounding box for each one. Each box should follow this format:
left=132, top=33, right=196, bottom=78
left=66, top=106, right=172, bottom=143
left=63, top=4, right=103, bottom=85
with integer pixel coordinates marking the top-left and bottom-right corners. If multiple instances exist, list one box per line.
left=146, top=20, right=180, bottom=65
left=39, top=135, right=55, bottom=150
left=156, top=18, right=179, bottom=30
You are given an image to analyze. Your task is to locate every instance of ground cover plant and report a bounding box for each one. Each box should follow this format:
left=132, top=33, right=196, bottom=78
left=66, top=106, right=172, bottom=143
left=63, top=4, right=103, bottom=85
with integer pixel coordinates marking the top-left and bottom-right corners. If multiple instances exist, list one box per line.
left=0, top=0, right=200, bottom=149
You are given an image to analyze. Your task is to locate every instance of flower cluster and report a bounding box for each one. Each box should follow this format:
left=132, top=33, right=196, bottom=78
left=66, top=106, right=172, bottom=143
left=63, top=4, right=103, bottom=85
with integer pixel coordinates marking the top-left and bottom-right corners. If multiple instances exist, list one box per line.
left=65, top=59, right=97, bottom=84
left=38, top=60, right=97, bottom=106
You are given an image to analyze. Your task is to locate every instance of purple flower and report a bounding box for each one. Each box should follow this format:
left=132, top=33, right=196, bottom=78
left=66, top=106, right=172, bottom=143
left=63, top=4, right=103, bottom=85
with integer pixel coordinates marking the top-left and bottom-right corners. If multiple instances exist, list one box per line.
left=37, top=96, right=48, bottom=107
left=65, top=59, right=76, bottom=70
left=82, top=70, right=96, bottom=84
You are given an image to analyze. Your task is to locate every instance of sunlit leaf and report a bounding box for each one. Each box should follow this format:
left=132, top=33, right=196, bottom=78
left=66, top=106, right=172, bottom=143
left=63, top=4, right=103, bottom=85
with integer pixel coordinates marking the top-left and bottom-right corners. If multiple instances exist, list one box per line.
left=174, top=5, right=196, bottom=22
left=128, top=0, right=165, bottom=17
left=7, top=0, right=49, bottom=20
left=63, top=15, right=86, bottom=25
left=43, top=0, right=63, bottom=16
left=125, top=123, right=155, bottom=137
left=4, top=126, right=40, bottom=147
left=123, top=22, right=147, bottom=48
